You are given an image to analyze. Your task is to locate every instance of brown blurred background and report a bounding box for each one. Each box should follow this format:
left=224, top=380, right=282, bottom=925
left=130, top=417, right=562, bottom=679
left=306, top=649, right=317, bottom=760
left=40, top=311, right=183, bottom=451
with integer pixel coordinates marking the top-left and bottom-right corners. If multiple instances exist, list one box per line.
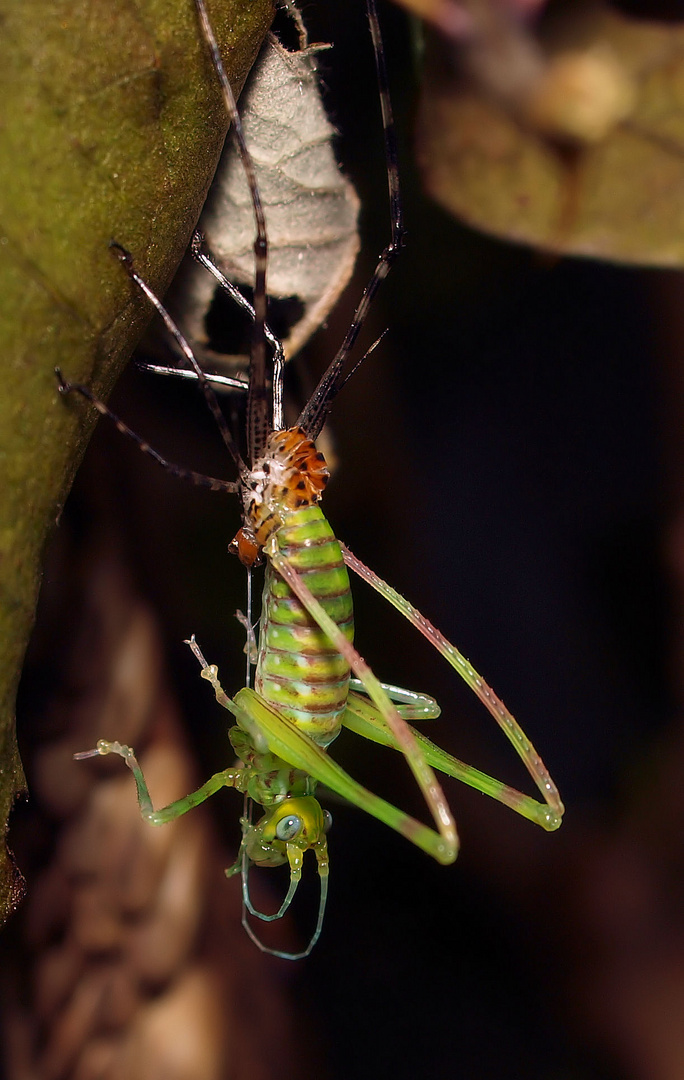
left=7, top=2, right=684, bottom=1078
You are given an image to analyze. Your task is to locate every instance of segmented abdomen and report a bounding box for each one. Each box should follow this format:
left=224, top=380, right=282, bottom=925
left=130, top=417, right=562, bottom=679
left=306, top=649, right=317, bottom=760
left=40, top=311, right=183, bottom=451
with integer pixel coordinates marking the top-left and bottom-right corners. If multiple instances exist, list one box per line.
left=255, top=504, right=353, bottom=746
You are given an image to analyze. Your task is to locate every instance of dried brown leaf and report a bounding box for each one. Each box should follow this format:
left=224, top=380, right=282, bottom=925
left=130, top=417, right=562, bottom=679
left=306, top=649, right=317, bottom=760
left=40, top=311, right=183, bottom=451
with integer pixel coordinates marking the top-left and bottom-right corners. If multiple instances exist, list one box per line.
left=417, top=2, right=684, bottom=265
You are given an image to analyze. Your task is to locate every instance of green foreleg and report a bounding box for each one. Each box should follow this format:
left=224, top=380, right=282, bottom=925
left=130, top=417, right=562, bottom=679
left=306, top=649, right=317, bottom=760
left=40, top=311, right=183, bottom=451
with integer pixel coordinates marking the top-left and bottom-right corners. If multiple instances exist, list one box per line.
left=240, top=839, right=330, bottom=961
left=74, top=740, right=245, bottom=825
left=241, top=864, right=300, bottom=922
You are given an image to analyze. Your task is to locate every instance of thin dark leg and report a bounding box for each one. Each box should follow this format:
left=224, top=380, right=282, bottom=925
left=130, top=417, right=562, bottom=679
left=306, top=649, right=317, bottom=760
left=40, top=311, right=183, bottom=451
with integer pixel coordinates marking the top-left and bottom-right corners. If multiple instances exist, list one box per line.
left=298, top=0, right=406, bottom=440
left=191, top=232, right=285, bottom=433
left=110, top=243, right=245, bottom=475
left=194, top=0, right=271, bottom=463
left=56, top=368, right=238, bottom=494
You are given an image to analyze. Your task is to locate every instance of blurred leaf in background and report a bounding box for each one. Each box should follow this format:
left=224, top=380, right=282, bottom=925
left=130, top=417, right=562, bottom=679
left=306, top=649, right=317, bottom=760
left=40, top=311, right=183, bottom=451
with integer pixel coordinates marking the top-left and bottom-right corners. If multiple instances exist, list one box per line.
left=412, top=0, right=684, bottom=266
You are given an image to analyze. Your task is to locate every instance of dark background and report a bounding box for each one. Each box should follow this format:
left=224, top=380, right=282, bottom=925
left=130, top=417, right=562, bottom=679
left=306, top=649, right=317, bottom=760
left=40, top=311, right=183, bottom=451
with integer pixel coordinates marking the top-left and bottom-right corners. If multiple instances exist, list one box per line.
left=11, top=2, right=684, bottom=1078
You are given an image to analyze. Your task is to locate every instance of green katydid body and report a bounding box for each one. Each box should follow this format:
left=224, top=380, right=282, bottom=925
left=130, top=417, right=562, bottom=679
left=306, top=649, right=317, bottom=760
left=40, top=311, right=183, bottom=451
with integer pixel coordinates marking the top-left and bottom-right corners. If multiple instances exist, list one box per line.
left=221, top=427, right=357, bottom=882
left=255, top=505, right=354, bottom=742
left=68, top=0, right=563, bottom=961
left=77, top=426, right=563, bottom=958
left=226, top=498, right=355, bottom=883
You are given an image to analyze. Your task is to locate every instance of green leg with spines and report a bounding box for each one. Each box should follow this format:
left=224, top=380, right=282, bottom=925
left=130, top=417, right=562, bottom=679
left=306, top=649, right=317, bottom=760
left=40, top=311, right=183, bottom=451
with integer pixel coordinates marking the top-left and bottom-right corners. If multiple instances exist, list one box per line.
left=74, top=739, right=246, bottom=825
left=343, top=692, right=561, bottom=831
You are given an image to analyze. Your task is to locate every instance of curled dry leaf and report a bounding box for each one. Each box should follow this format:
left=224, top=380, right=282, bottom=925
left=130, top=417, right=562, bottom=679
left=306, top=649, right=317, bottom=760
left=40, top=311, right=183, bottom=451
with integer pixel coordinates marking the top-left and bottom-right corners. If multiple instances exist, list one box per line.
left=0, top=0, right=274, bottom=925
left=172, top=26, right=360, bottom=366
left=416, top=1, right=684, bottom=265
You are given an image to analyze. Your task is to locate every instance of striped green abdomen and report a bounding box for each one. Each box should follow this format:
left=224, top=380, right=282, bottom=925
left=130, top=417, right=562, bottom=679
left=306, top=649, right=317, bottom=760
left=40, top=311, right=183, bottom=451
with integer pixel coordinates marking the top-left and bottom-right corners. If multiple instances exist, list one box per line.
left=255, top=505, right=353, bottom=746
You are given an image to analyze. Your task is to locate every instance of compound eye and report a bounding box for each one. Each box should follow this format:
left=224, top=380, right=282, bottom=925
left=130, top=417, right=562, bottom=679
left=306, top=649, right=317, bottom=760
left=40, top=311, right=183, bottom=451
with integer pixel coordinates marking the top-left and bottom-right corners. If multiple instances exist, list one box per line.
left=322, top=810, right=333, bottom=833
left=275, top=814, right=302, bottom=841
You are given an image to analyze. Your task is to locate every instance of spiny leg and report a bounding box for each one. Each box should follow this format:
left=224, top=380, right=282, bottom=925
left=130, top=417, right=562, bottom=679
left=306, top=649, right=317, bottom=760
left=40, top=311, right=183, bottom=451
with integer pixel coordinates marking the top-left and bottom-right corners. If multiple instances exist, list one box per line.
left=110, top=242, right=246, bottom=472
left=56, top=369, right=238, bottom=494
left=74, top=741, right=245, bottom=825
left=190, top=231, right=285, bottom=432
left=134, top=362, right=248, bottom=393
left=341, top=543, right=564, bottom=830
left=139, top=232, right=286, bottom=429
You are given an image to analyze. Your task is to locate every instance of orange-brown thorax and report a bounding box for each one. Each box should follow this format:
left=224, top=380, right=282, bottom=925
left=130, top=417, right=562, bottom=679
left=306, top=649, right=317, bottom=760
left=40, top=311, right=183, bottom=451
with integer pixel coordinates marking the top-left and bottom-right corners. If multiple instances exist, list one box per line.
left=232, top=428, right=329, bottom=566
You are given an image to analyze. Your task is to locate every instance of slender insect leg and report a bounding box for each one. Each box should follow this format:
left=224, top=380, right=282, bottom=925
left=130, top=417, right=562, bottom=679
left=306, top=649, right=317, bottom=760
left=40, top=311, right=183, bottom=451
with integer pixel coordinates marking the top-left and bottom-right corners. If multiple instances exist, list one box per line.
left=341, top=543, right=565, bottom=830
left=238, top=834, right=290, bottom=932
left=74, top=741, right=245, bottom=825
left=298, top=0, right=405, bottom=439
left=55, top=369, right=238, bottom=494
left=110, top=242, right=246, bottom=471
left=184, top=634, right=241, bottom=714
left=194, top=0, right=270, bottom=462
left=241, top=854, right=329, bottom=962
left=135, top=362, right=248, bottom=393
left=190, top=232, right=285, bottom=432
left=348, top=678, right=441, bottom=720
left=184, top=636, right=275, bottom=758
left=342, top=693, right=558, bottom=829
left=241, top=867, right=300, bottom=923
